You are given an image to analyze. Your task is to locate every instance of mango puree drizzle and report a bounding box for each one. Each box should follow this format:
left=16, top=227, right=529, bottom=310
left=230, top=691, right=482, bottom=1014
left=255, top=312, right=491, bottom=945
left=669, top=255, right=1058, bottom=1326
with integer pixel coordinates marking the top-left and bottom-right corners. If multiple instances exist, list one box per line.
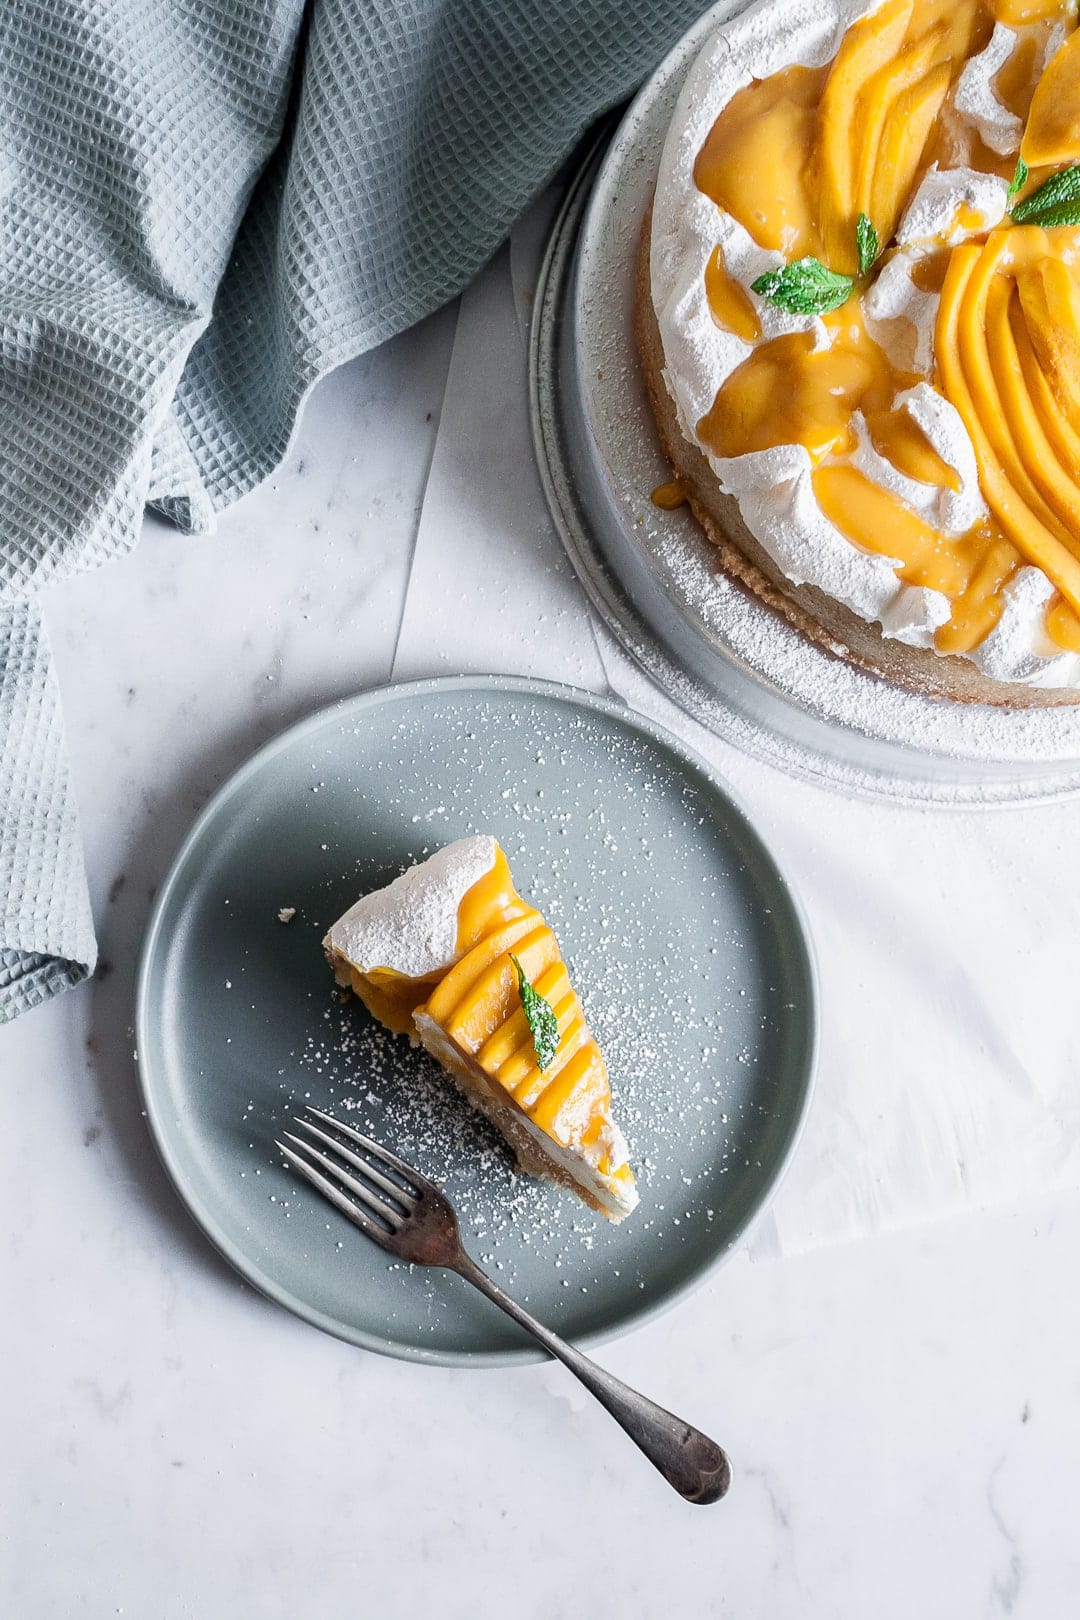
left=420, top=849, right=617, bottom=1164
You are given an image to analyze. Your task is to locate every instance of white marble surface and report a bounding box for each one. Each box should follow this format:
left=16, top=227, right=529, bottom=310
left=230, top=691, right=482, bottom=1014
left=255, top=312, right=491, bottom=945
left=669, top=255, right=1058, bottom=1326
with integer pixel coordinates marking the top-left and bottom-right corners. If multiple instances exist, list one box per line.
left=3, top=233, right=1080, bottom=1616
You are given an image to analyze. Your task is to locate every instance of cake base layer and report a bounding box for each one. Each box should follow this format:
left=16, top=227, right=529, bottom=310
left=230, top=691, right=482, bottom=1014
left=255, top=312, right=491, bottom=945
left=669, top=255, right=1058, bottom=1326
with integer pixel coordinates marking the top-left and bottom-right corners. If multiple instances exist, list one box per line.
left=636, top=206, right=1080, bottom=710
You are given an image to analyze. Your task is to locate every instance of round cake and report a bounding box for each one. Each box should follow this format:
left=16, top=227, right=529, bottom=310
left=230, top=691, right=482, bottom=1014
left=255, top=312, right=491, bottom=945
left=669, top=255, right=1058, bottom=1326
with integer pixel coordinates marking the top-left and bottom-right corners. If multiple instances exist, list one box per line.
left=640, top=0, right=1080, bottom=706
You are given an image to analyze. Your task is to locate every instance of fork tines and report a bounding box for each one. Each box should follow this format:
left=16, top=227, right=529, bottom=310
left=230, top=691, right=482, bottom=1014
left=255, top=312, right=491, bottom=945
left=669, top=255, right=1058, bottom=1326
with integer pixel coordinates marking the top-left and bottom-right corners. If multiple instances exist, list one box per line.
left=275, top=1106, right=420, bottom=1246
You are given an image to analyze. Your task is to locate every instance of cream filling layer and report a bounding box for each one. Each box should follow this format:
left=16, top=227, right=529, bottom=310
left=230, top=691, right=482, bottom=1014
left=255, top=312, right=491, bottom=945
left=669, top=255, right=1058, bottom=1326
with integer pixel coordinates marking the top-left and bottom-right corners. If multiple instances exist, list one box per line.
left=649, top=0, right=1080, bottom=688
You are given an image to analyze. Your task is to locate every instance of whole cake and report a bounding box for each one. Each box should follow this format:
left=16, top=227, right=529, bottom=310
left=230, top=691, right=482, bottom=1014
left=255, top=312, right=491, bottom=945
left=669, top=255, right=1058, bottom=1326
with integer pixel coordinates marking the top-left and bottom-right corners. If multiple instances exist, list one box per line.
left=640, top=0, right=1080, bottom=704
left=323, top=836, right=638, bottom=1222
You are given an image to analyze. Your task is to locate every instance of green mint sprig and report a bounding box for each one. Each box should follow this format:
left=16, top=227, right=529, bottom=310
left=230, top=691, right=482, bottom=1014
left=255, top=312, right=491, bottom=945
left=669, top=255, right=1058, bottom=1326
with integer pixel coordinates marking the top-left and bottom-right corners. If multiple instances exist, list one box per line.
left=1010, top=163, right=1080, bottom=226
left=1007, top=156, right=1028, bottom=201
left=856, top=212, right=879, bottom=275
left=751, top=257, right=854, bottom=315
left=510, top=954, right=559, bottom=1072
left=751, top=216, right=878, bottom=317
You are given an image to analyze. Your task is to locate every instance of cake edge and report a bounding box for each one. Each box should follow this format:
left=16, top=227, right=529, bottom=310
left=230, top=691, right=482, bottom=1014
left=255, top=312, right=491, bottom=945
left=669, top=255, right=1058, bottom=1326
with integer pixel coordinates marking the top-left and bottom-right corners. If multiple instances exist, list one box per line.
left=413, top=1012, right=639, bottom=1224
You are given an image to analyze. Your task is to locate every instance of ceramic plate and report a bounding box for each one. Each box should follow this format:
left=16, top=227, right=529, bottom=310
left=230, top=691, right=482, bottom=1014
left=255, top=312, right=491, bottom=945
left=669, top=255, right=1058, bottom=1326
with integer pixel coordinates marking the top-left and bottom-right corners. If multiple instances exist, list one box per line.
left=136, top=676, right=816, bottom=1365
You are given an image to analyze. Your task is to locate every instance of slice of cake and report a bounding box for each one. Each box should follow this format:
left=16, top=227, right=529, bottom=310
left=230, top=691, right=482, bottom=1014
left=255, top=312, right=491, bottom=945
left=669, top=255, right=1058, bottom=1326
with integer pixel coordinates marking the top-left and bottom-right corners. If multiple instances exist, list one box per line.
left=322, top=835, right=638, bottom=1222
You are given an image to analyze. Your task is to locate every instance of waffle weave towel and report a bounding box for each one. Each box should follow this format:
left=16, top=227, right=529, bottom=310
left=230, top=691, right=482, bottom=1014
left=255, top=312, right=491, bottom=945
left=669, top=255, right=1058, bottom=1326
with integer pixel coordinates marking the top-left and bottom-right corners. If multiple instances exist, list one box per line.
left=0, top=0, right=703, bottom=1021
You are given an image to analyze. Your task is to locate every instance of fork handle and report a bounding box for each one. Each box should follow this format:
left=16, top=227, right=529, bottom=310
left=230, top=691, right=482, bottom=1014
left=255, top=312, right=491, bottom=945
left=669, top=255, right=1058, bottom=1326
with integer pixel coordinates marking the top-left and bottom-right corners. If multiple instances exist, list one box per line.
left=452, top=1253, right=730, bottom=1504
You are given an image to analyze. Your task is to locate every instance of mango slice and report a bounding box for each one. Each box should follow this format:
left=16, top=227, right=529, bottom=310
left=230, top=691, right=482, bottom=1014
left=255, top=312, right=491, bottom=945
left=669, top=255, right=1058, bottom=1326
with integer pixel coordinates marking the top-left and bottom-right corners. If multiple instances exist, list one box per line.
left=871, top=61, right=952, bottom=244
left=1021, top=26, right=1080, bottom=166
left=424, top=914, right=544, bottom=1030
left=694, top=65, right=827, bottom=260
left=1014, top=244, right=1080, bottom=429
left=455, top=844, right=529, bottom=948
left=530, top=1047, right=610, bottom=1144
left=816, top=0, right=914, bottom=273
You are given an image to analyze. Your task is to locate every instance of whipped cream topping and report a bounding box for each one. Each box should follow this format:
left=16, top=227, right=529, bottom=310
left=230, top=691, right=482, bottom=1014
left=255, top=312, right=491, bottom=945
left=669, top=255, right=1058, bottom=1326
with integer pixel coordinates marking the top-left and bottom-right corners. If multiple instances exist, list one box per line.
left=324, top=835, right=496, bottom=980
left=649, top=0, right=1080, bottom=688
left=896, top=163, right=1010, bottom=247
left=953, top=23, right=1023, bottom=155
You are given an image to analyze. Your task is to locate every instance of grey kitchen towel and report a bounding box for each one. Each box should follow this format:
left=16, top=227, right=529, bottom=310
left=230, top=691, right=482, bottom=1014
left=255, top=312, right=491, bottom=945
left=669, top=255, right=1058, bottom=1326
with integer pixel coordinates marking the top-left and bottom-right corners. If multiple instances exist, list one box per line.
left=0, top=0, right=706, bottom=1022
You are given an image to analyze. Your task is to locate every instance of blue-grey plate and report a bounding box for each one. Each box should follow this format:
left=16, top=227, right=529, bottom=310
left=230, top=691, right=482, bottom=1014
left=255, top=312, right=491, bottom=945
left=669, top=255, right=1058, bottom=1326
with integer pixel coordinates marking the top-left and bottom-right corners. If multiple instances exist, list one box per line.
left=136, top=676, right=816, bottom=1365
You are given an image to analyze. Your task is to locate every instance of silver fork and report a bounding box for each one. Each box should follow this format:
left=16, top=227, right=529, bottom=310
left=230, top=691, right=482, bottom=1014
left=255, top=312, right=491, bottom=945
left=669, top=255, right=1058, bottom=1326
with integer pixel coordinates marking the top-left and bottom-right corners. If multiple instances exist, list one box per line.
left=276, top=1104, right=731, bottom=1505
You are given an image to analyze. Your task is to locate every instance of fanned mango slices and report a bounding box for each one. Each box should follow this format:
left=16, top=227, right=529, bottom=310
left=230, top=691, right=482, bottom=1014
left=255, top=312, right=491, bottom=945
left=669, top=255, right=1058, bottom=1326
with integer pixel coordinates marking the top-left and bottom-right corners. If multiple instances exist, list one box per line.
left=1015, top=254, right=1080, bottom=427
left=815, top=0, right=914, bottom=272
left=697, top=0, right=989, bottom=271
left=936, top=228, right=1080, bottom=616
left=866, top=57, right=952, bottom=247
left=689, top=0, right=1080, bottom=658
left=815, top=0, right=987, bottom=272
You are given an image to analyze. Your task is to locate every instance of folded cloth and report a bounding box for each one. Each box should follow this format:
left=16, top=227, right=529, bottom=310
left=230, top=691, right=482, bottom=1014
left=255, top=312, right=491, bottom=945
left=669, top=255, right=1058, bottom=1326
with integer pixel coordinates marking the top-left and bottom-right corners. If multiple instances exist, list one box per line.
left=1, top=603, right=96, bottom=1016
left=0, top=0, right=706, bottom=1021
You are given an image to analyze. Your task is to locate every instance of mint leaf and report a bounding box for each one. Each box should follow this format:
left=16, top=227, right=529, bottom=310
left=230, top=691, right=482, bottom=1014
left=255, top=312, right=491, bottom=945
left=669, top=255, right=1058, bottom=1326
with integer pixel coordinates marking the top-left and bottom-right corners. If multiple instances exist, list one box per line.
left=1007, top=155, right=1028, bottom=201
left=510, top=954, right=559, bottom=1072
left=1011, top=163, right=1080, bottom=225
left=751, top=257, right=855, bottom=316
left=856, top=213, right=879, bottom=275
